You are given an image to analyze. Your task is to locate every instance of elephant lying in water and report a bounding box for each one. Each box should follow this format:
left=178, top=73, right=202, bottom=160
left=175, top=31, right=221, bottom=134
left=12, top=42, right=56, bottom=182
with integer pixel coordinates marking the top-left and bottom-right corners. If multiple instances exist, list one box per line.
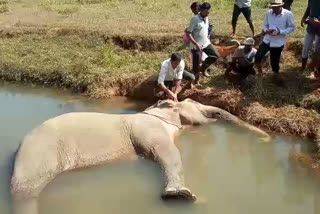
left=11, top=98, right=270, bottom=213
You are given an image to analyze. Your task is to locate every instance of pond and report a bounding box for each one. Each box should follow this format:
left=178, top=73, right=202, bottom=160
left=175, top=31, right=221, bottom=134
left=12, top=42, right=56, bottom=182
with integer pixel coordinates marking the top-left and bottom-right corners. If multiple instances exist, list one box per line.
left=0, top=81, right=319, bottom=214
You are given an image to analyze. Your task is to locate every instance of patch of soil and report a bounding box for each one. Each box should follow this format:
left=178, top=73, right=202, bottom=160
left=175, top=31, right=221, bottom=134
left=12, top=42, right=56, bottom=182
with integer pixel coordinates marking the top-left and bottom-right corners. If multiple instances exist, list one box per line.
left=111, top=35, right=180, bottom=52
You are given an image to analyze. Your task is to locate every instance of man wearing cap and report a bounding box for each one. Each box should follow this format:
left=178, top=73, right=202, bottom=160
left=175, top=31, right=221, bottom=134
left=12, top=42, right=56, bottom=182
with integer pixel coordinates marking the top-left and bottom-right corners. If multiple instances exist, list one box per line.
left=187, top=2, right=220, bottom=85
left=231, top=0, right=255, bottom=37
left=225, top=38, right=257, bottom=78
left=156, top=53, right=195, bottom=102
left=255, top=0, right=295, bottom=78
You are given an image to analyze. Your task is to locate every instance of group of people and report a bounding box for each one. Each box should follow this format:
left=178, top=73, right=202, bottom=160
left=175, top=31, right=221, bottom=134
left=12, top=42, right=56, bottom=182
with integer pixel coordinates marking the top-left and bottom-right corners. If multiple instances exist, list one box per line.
left=155, top=0, right=320, bottom=102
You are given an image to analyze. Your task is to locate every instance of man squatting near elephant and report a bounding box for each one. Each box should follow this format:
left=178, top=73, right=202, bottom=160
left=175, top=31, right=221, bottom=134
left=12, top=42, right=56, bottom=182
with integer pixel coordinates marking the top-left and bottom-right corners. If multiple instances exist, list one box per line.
left=156, top=53, right=195, bottom=101
left=187, top=2, right=220, bottom=85
left=255, top=0, right=295, bottom=82
left=225, top=37, right=257, bottom=79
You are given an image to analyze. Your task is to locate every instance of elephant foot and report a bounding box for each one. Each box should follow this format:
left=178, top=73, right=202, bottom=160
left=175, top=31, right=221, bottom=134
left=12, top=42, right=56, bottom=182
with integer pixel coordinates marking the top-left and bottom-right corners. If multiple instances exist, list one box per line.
left=161, top=187, right=197, bottom=202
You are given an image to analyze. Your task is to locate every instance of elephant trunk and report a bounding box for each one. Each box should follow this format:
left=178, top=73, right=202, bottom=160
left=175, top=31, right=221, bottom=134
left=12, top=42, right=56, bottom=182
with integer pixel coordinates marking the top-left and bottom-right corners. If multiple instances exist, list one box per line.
left=204, top=106, right=271, bottom=141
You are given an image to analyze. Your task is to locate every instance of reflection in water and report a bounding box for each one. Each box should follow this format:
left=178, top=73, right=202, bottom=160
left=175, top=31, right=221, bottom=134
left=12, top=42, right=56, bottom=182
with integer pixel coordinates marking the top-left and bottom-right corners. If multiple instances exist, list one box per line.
left=0, top=81, right=320, bottom=214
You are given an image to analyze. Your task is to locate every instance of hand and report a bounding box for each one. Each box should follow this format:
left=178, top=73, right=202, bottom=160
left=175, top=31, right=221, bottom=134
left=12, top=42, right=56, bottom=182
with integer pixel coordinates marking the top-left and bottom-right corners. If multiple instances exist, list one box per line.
left=168, top=91, right=178, bottom=102
left=195, top=43, right=202, bottom=51
left=301, top=17, right=307, bottom=27
left=264, top=29, right=273, bottom=35
left=271, top=29, right=280, bottom=36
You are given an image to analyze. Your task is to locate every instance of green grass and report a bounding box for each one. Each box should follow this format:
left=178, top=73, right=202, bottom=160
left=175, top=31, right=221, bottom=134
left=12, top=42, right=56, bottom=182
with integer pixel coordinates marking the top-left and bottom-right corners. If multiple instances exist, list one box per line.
left=0, top=33, right=169, bottom=92
left=2, top=0, right=307, bottom=37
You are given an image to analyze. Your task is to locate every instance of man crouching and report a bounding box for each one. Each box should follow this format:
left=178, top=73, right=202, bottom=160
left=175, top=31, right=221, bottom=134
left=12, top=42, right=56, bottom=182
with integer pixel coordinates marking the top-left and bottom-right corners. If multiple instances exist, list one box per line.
left=156, top=53, right=195, bottom=102
left=225, top=37, right=257, bottom=79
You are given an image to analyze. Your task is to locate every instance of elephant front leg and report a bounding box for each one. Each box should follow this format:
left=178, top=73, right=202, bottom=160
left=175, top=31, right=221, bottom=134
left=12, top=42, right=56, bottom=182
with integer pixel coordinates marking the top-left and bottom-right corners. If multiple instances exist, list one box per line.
left=151, top=143, right=197, bottom=202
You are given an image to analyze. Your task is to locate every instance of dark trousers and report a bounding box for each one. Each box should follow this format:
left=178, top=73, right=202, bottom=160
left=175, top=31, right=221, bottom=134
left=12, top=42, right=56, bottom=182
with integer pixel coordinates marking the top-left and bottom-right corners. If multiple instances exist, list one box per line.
left=255, top=42, right=284, bottom=73
left=233, top=64, right=256, bottom=78
left=232, top=4, right=252, bottom=25
left=191, top=44, right=220, bottom=76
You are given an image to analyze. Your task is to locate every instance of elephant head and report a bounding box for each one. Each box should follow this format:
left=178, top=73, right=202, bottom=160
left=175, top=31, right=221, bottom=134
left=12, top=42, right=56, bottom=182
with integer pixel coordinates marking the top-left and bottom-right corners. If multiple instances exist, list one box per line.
left=143, top=98, right=270, bottom=141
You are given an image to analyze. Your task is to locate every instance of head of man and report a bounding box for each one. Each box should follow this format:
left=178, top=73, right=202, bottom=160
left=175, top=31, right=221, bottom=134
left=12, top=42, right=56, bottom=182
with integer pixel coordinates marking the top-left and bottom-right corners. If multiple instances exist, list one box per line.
left=269, top=0, right=283, bottom=15
left=170, top=53, right=182, bottom=69
left=190, top=2, right=200, bottom=15
left=199, top=2, right=211, bottom=18
left=243, top=38, right=254, bottom=53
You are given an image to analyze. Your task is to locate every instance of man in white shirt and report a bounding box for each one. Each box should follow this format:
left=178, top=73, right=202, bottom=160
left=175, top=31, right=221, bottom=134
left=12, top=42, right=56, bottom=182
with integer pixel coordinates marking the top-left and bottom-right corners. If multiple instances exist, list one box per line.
left=225, top=38, right=257, bottom=78
left=157, top=53, right=195, bottom=102
left=187, top=2, right=220, bottom=85
left=255, top=0, right=295, bottom=76
left=231, top=0, right=255, bottom=37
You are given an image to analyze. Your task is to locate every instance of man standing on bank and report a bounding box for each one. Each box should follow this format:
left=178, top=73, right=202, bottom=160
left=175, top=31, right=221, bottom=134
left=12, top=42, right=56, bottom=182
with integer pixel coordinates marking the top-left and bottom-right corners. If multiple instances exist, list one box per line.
left=255, top=0, right=295, bottom=80
left=231, top=0, right=255, bottom=37
left=187, top=2, right=220, bottom=85
left=301, top=0, right=320, bottom=70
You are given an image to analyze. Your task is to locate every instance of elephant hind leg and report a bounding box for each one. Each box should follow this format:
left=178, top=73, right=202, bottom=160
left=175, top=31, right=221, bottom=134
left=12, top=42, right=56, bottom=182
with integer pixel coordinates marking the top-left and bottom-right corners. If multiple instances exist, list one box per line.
left=150, top=143, right=197, bottom=202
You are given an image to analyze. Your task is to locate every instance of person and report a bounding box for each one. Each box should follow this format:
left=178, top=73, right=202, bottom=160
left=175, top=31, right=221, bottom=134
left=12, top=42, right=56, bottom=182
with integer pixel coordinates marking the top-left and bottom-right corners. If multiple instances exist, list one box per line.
left=309, top=17, right=320, bottom=78
left=156, top=53, right=195, bottom=102
left=283, top=0, right=293, bottom=11
left=231, top=0, right=255, bottom=37
left=187, top=2, right=220, bottom=85
left=225, top=38, right=257, bottom=78
left=301, top=0, right=320, bottom=70
left=182, top=2, right=209, bottom=69
left=255, top=0, right=295, bottom=79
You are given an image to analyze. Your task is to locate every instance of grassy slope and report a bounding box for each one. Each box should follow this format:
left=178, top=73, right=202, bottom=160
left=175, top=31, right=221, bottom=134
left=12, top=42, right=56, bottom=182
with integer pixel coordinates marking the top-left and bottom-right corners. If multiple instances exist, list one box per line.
left=1, top=0, right=320, bottom=140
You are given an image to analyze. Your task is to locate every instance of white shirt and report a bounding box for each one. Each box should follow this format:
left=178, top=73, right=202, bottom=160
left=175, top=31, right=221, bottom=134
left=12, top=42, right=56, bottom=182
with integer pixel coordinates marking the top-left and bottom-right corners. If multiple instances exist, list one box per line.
left=158, top=59, right=184, bottom=84
left=263, top=9, right=295, bottom=48
left=232, top=46, right=257, bottom=67
left=187, top=14, right=211, bottom=50
left=235, top=0, right=251, bottom=8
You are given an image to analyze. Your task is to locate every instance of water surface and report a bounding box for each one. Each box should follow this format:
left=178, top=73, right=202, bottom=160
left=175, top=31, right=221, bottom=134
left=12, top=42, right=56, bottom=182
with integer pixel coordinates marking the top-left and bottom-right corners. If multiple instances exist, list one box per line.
left=0, top=81, right=319, bottom=214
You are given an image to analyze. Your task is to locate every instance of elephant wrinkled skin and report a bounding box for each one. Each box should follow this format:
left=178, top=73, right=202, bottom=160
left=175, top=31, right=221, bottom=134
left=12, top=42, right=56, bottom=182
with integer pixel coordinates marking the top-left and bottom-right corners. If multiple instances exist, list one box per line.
left=11, top=98, right=270, bottom=213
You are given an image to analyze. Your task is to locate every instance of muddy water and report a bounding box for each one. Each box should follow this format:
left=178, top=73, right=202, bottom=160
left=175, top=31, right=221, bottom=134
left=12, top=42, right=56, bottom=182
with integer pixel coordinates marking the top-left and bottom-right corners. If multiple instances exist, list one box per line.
left=0, top=81, right=320, bottom=214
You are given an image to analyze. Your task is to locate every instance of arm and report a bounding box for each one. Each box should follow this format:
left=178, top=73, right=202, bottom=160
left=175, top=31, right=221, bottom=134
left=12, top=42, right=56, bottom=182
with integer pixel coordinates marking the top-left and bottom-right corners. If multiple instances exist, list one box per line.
left=279, top=12, right=295, bottom=35
left=262, top=11, right=274, bottom=35
left=303, top=3, right=310, bottom=20
left=208, top=18, right=213, bottom=38
left=172, top=80, right=182, bottom=94
left=172, top=61, right=184, bottom=95
left=263, top=11, right=269, bottom=33
left=158, top=83, right=178, bottom=102
left=301, top=5, right=310, bottom=27
left=187, top=17, right=201, bottom=50
left=158, top=63, right=178, bottom=101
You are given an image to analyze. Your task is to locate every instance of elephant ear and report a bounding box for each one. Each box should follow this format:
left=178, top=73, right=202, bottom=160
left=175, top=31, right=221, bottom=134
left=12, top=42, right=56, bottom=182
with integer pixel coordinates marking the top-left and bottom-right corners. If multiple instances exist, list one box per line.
left=143, top=100, right=182, bottom=129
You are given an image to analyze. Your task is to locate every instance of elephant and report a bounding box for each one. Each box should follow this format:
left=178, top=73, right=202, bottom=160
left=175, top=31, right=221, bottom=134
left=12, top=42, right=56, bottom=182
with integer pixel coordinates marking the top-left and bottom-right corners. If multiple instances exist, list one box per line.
left=11, top=98, right=270, bottom=213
